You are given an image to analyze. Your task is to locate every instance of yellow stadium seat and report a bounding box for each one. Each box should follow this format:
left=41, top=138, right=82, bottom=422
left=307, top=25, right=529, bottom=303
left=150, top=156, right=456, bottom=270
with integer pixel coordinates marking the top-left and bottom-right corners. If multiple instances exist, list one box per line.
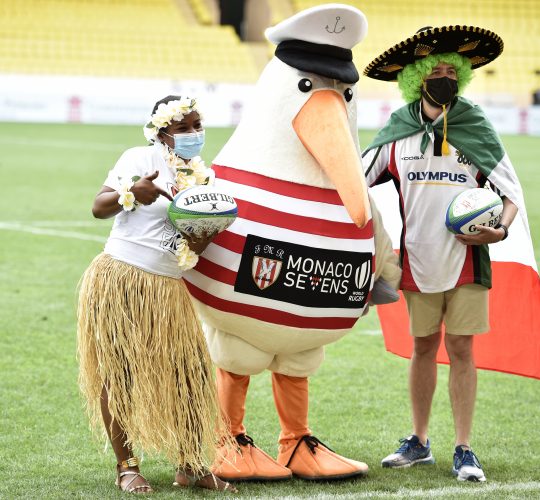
left=1, top=0, right=538, bottom=99
left=0, top=0, right=259, bottom=83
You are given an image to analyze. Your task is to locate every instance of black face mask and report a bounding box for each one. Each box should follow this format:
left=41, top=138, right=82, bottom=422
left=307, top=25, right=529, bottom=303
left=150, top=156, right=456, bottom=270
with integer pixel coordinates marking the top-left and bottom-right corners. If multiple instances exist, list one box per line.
left=421, top=76, right=458, bottom=107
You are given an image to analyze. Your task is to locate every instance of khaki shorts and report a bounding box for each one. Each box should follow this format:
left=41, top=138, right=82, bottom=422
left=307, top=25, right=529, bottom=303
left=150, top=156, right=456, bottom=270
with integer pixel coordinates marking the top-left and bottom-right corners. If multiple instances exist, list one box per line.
left=403, top=284, right=490, bottom=337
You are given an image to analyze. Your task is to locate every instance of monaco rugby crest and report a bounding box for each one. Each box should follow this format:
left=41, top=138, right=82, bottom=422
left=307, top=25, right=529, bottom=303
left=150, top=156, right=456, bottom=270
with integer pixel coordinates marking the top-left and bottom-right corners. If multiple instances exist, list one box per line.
left=252, top=256, right=282, bottom=290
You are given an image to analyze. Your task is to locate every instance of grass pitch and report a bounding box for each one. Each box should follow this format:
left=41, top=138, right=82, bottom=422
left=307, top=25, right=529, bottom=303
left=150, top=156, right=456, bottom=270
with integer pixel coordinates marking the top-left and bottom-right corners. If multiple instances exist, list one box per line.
left=0, top=123, right=539, bottom=499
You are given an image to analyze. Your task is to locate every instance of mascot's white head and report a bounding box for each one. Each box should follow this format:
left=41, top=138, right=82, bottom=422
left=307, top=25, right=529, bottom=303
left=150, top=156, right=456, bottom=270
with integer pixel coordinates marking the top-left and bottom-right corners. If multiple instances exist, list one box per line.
left=214, top=4, right=370, bottom=227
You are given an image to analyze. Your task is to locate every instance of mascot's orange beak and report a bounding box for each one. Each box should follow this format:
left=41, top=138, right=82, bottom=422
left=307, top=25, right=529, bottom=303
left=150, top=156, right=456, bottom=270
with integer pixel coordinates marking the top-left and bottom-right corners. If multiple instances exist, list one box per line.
left=293, top=89, right=370, bottom=228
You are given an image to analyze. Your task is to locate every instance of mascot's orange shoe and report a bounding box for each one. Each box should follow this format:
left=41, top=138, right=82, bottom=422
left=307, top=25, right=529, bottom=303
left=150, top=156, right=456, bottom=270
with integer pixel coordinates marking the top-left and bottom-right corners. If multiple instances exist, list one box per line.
left=212, top=434, right=292, bottom=482
left=277, top=435, right=369, bottom=480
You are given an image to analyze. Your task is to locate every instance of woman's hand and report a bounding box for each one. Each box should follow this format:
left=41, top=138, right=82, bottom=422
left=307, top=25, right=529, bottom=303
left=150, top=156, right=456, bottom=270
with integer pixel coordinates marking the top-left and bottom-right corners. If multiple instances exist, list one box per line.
left=131, top=171, right=173, bottom=205
left=180, top=230, right=218, bottom=255
left=92, top=171, right=173, bottom=219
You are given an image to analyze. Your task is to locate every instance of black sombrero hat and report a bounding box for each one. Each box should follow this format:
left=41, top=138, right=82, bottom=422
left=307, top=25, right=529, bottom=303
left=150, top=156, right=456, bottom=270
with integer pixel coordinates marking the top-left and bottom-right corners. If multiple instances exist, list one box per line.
left=364, top=25, right=504, bottom=81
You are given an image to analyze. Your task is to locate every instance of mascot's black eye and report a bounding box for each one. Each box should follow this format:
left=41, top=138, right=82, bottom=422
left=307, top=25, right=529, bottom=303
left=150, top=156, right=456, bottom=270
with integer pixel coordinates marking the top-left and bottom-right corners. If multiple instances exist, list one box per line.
left=344, top=88, right=353, bottom=102
left=298, top=78, right=313, bottom=93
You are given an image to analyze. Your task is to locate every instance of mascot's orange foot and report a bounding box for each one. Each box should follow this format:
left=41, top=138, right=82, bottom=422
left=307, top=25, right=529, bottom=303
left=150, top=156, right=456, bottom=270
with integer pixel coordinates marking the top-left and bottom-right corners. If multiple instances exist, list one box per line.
left=212, top=434, right=292, bottom=482
left=277, top=435, right=369, bottom=481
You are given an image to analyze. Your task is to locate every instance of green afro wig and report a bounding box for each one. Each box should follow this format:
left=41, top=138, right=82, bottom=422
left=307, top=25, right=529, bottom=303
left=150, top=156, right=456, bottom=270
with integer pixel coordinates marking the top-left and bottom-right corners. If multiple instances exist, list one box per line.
left=397, top=53, right=474, bottom=103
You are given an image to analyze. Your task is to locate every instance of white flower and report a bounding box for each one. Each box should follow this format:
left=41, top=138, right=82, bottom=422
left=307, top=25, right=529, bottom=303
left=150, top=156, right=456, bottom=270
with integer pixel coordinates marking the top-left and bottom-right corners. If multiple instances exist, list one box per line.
left=175, top=239, right=199, bottom=271
left=119, top=179, right=135, bottom=193
left=190, top=156, right=204, bottom=170
left=143, top=98, right=199, bottom=142
left=117, top=179, right=137, bottom=211
left=176, top=172, right=197, bottom=190
left=143, top=124, right=156, bottom=141
left=153, top=117, right=169, bottom=129
left=189, top=156, right=210, bottom=184
left=193, top=169, right=210, bottom=185
left=161, top=147, right=214, bottom=192
left=164, top=152, right=183, bottom=169
left=180, top=96, right=194, bottom=111
left=118, top=191, right=136, bottom=211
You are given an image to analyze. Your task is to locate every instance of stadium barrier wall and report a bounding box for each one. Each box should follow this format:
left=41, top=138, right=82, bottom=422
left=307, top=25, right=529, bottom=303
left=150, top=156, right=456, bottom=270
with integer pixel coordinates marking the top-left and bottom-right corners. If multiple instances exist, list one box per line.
left=1, top=75, right=539, bottom=135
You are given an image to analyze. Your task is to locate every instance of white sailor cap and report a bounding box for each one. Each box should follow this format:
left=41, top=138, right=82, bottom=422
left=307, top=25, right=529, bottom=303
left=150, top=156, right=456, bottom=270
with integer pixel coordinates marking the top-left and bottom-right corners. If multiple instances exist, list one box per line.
left=265, top=3, right=368, bottom=83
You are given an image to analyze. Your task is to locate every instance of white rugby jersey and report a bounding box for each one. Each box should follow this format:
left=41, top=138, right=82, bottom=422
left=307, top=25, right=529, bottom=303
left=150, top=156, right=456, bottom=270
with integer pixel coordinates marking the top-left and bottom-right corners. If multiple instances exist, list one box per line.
left=363, top=132, right=510, bottom=293
left=183, top=164, right=375, bottom=334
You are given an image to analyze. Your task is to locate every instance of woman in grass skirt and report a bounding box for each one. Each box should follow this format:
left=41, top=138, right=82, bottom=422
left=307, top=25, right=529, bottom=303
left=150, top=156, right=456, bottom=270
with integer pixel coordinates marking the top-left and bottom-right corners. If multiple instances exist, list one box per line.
left=77, top=95, right=236, bottom=494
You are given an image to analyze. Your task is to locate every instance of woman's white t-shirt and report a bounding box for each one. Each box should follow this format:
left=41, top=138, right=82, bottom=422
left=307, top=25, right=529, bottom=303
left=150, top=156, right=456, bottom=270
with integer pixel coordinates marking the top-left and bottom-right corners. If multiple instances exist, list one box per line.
left=103, top=143, right=182, bottom=278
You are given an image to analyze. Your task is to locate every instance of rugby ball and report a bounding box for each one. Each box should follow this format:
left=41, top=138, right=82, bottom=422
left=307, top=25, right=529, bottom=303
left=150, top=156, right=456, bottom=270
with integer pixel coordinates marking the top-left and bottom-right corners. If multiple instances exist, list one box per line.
left=168, top=185, right=238, bottom=235
left=445, top=188, right=503, bottom=235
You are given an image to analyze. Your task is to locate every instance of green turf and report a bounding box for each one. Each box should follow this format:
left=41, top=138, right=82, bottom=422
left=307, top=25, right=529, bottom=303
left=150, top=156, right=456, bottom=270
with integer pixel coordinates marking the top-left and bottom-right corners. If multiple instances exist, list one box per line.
left=1, top=123, right=539, bottom=499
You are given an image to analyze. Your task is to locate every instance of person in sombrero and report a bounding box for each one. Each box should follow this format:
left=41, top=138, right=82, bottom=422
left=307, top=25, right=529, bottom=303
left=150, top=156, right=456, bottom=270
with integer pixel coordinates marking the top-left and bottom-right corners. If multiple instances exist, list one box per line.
left=362, top=26, right=526, bottom=482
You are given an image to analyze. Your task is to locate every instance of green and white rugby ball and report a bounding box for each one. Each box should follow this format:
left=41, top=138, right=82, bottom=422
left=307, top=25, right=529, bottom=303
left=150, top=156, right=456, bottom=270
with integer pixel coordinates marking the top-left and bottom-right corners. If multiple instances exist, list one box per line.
left=445, top=188, right=503, bottom=235
left=168, top=185, right=238, bottom=235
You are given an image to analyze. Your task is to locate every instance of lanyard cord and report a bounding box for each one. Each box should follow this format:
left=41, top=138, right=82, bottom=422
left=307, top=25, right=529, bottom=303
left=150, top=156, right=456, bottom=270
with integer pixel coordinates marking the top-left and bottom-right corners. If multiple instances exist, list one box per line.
left=422, top=82, right=450, bottom=155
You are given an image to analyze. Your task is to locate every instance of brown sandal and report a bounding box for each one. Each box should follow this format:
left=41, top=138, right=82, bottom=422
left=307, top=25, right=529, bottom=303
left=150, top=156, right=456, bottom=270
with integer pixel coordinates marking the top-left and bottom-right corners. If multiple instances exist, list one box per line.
left=115, top=457, right=153, bottom=494
left=116, top=471, right=153, bottom=494
left=174, top=470, right=237, bottom=492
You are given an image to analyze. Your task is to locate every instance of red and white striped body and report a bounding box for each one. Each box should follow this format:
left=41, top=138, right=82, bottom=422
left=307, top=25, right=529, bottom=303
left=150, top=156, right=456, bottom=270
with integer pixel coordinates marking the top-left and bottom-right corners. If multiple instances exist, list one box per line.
left=183, top=164, right=375, bottom=353
left=182, top=56, right=375, bottom=356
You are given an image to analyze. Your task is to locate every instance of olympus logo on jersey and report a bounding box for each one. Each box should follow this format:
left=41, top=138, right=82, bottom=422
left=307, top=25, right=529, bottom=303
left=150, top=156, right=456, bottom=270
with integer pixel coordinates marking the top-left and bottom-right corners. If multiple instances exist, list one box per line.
left=407, top=171, right=468, bottom=183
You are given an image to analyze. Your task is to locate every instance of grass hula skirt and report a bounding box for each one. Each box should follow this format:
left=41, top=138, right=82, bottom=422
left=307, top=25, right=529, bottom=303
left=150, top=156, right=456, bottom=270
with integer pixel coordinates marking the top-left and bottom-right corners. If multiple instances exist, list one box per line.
left=77, top=253, right=228, bottom=473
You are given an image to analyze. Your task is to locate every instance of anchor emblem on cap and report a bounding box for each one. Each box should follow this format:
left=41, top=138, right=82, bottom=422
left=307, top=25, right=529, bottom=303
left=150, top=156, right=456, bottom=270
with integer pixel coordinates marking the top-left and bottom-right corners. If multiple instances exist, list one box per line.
left=325, top=16, right=345, bottom=34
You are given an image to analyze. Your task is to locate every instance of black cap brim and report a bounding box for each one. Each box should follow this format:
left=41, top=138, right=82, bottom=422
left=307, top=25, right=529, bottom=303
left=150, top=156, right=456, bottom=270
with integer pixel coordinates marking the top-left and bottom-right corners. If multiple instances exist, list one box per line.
left=276, top=40, right=359, bottom=84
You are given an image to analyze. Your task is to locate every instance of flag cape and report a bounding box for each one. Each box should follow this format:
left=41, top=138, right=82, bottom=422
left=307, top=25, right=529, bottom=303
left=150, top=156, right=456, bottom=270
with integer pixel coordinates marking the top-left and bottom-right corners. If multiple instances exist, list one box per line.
left=366, top=98, right=540, bottom=379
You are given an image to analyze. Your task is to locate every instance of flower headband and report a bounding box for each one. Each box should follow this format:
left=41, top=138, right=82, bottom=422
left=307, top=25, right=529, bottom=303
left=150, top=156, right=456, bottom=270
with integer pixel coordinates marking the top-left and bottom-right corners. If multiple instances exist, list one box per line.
left=143, top=97, right=200, bottom=142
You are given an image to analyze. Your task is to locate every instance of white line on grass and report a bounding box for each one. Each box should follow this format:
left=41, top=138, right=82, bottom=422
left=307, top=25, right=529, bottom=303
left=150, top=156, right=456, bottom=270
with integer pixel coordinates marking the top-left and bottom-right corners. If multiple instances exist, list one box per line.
left=277, top=481, right=540, bottom=499
left=27, top=220, right=105, bottom=228
left=0, top=222, right=106, bottom=243
left=0, top=136, right=130, bottom=152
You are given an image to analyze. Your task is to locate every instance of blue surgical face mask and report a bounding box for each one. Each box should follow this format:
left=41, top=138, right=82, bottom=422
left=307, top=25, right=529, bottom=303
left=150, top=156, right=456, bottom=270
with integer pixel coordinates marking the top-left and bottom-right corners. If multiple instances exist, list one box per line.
left=163, top=130, right=205, bottom=159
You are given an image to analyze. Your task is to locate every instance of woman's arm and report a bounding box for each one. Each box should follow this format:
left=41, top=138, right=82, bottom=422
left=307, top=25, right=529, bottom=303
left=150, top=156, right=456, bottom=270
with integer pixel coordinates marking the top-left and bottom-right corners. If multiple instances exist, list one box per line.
left=92, top=186, right=123, bottom=219
left=92, top=171, right=173, bottom=219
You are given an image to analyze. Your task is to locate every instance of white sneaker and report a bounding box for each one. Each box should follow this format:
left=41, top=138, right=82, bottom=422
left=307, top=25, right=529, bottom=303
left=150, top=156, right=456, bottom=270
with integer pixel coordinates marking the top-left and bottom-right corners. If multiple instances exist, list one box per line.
left=452, top=446, right=486, bottom=482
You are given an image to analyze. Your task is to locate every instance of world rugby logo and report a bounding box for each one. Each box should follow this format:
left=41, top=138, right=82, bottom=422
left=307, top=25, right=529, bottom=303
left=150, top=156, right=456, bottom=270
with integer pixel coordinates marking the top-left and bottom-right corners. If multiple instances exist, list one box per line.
left=354, top=260, right=372, bottom=289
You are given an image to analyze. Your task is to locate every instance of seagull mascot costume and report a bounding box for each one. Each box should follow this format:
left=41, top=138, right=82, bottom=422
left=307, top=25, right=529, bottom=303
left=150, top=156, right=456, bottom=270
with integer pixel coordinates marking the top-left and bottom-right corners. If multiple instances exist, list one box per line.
left=184, top=4, right=400, bottom=481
